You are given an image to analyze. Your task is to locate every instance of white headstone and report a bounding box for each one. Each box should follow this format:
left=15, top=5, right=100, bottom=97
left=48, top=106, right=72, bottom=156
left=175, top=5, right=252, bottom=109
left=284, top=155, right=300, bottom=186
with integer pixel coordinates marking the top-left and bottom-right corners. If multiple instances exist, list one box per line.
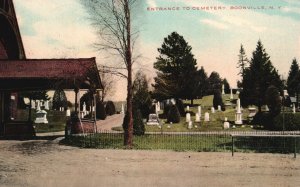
left=186, top=113, right=191, bottom=123
left=66, top=109, right=71, bottom=117
left=121, top=104, right=125, bottom=114
left=224, top=122, right=230, bottom=129
left=204, top=112, right=210, bottom=122
left=31, top=100, right=36, bottom=109
left=195, top=113, right=201, bottom=122
left=83, top=102, right=87, bottom=112
left=188, top=121, right=193, bottom=129
left=34, top=110, right=48, bottom=124
left=157, top=102, right=161, bottom=112
left=186, top=106, right=190, bottom=112
left=44, top=100, right=49, bottom=110
left=230, top=89, right=233, bottom=100
left=293, top=104, right=296, bottom=114
left=222, top=84, right=225, bottom=95
left=198, top=106, right=202, bottom=116
left=36, top=101, right=41, bottom=111
left=218, top=105, right=221, bottom=111
left=236, top=91, right=240, bottom=95
left=265, top=105, right=269, bottom=112
left=235, top=98, right=243, bottom=125
left=211, top=107, right=215, bottom=113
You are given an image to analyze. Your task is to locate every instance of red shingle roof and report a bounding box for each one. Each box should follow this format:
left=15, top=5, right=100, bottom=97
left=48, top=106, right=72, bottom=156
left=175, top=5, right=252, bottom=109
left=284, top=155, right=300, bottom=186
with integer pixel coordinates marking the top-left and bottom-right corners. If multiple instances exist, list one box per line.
left=0, top=58, right=103, bottom=90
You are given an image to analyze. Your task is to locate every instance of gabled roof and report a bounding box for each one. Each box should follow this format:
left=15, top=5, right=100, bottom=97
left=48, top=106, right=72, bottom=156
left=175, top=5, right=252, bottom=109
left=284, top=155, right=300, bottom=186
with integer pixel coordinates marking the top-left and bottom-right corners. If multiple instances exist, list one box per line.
left=0, top=58, right=103, bottom=91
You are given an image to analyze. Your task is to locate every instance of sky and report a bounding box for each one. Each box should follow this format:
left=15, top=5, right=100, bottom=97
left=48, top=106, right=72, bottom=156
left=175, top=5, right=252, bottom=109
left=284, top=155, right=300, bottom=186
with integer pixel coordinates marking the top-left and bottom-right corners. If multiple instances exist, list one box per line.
left=13, top=0, right=300, bottom=101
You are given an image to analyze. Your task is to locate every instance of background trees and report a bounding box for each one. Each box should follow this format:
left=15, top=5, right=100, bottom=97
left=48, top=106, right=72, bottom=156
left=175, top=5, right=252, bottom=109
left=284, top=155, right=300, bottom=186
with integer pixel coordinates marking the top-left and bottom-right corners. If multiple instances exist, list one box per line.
left=52, top=89, right=68, bottom=110
left=240, top=40, right=283, bottom=111
left=287, top=58, right=299, bottom=96
left=152, top=32, right=198, bottom=104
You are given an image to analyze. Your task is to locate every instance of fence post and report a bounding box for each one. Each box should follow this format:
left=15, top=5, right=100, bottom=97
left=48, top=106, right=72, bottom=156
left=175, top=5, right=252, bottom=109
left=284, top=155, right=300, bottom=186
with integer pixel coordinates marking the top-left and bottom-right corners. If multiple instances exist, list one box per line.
left=294, top=137, right=297, bottom=159
left=232, top=136, right=234, bottom=157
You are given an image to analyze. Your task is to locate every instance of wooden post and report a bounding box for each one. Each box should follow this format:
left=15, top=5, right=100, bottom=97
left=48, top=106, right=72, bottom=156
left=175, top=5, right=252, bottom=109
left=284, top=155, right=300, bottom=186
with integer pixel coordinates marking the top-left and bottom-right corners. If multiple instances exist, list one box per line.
left=232, top=136, right=234, bottom=157
left=74, top=88, right=79, bottom=116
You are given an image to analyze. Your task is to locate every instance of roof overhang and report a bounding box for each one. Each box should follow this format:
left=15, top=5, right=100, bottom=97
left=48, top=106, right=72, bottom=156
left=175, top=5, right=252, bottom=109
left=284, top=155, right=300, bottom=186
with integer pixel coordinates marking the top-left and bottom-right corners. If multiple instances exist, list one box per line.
left=0, top=58, right=103, bottom=91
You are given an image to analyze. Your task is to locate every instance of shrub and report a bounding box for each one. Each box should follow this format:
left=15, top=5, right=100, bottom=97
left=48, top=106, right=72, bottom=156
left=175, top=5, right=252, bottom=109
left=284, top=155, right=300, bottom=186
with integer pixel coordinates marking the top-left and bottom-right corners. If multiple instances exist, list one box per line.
left=105, top=101, right=116, bottom=116
left=96, top=101, right=107, bottom=120
left=265, top=85, right=282, bottom=117
left=274, top=113, right=300, bottom=131
left=133, top=109, right=145, bottom=136
left=167, top=105, right=181, bottom=123
left=213, top=90, right=225, bottom=111
left=176, top=99, right=185, bottom=117
left=251, top=112, right=272, bottom=129
left=161, top=103, right=171, bottom=118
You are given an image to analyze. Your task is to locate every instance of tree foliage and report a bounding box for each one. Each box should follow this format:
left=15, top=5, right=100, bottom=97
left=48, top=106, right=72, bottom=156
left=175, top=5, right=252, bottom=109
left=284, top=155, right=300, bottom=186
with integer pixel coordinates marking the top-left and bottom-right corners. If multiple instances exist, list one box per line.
left=132, top=70, right=152, bottom=119
left=105, top=101, right=116, bottom=115
left=52, top=89, right=68, bottom=110
left=287, top=58, right=299, bottom=96
left=167, top=104, right=181, bottom=123
left=240, top=40, right=283, bottom=111
left=207, top=71, right=222, bottom=95
left=265, top=85, right=282, bottom=117
left=237, top=44, right=249, bottom=77
left=152, top=32, right=198, bottom=101
left=133, top=109, right=145, bottom=136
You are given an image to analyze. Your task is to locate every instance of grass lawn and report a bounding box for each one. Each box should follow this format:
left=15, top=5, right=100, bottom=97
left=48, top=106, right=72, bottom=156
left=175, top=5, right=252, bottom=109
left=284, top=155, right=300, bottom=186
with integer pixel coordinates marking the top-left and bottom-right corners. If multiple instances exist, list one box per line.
left=113, top=94, right=259, bottom=132
left=16, top=109, right=67, bottom=133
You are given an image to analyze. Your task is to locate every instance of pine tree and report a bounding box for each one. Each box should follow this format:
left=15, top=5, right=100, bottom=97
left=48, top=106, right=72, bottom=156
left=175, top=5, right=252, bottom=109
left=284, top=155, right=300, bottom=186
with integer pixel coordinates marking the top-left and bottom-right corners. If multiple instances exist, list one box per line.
left=222, top=78, right=230, bottom=94
left=132, top=71, right=152, bottom=119
left=237, top=44, right=249, bottom=77
left=153, top=32, right=197, bottom=101
left=52, top=89, right=68, bottom=110
left=207, top=71, right=222, bottom=95
left=287, top=58, right=299, bottom=96
left=241, top=40, right=283, bottom=111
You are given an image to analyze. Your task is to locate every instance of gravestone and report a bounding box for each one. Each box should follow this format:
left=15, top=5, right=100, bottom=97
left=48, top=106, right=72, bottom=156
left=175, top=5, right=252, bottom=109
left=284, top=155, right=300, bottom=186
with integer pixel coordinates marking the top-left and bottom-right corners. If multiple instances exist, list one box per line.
left=121, top=104, right=125, bottom=114
left=293, top=104, right=296, bottom=114
left=186, top=113, right=191, bottom=123
left=66, top=109, right=71, bottom=117
left=195, top=113, right=200, bottom=122
left=248, top=107, right=257, bottom=119
left=230, top=88, right=233, bottom=100
left=44, top=100, right=49, bottom=110
left=235, top=98, right=243, bottom=125
left=218, top=105, right=221, bottom=111
left=186, top=106, right=190, bottom=112
left=34, top=110, right=48, bottom=124
left=204, top=112, right=210, bottom=122
left=198, top=106, right=201, bottom=116
left=31, top=100, right=36, bottom=109
left=265, top=105, right=269, bottom=112
left=223, top=117, right=230, bottom=129
left=211, top=107, right=215, bottom=114
left=222, top=84, right=225, bottom=95
left=36, top=101, right=41, bottom=111
left=188, top=121, right=193, bottom=129
left=147, top=113, right=159, bottom=126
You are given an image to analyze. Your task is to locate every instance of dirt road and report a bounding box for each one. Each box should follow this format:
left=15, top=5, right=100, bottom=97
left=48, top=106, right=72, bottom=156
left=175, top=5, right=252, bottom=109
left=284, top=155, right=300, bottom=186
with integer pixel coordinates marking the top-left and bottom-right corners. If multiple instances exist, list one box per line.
left=1, top=139, right=300, bottom=187
left=96, top=114, right=124, bottom=131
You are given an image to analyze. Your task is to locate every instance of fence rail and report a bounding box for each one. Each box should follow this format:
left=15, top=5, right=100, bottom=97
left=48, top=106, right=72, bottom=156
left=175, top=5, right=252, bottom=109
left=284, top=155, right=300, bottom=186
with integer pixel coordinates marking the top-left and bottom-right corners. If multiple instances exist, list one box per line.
left=64, top=131, right=300, bottom=156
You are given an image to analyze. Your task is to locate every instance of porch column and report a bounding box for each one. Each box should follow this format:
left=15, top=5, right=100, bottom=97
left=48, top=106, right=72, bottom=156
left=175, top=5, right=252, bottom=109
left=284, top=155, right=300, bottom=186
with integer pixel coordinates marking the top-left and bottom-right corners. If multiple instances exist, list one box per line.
left=74, top=88, right=80, bottom=116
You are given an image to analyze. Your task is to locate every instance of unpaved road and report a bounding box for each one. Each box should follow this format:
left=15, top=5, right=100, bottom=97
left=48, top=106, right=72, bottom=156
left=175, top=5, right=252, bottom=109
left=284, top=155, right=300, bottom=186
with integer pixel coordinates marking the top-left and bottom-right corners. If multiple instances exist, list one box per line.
left=1, top=139, right=300, bottom=187
left=96, top=114, right=124, bottom=131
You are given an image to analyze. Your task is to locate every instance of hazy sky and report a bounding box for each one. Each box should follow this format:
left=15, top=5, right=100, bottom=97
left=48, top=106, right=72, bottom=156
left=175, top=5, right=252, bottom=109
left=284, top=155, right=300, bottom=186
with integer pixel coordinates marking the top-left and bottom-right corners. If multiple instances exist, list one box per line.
left=14, top=0, right=300, bottom=101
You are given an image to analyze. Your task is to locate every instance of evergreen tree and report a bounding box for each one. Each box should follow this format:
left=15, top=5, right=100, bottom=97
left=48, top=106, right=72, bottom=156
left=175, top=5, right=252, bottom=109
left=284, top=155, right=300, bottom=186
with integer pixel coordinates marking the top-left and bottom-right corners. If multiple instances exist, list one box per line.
left=265, top=85, right=282, bottom=117
left=222, top=78, right=230, bottom=94
left=52, top=89, right=68, bottom=110
left=287, top=58, right=299, bottom=96
left=207, top=71, right=222, bottom=95
left=153, top=32, right=197, bottom=101
left=237, top=44, right=249, bottom=77
left=195, top=66, right=208, bottom=98
left=133, top=109, right=145, bottom=136
left=133, top=71, right=152, bottom=119
left=241, top=40, right=283, bottom=111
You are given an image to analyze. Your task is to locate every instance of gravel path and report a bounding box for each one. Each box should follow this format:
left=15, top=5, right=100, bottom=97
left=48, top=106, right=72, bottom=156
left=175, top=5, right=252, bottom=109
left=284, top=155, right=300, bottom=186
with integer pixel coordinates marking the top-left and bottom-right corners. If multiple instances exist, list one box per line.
left=0, top=139, right=300, bottom=187
left=96, top=114, right=124, bottom=131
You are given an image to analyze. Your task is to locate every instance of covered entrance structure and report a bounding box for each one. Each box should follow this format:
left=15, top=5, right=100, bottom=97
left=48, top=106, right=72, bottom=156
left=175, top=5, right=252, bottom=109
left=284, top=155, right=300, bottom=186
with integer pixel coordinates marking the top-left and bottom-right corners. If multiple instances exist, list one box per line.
left=0, top=0, right=103, bottom=138
left=0, top=58, right=103, bottom=137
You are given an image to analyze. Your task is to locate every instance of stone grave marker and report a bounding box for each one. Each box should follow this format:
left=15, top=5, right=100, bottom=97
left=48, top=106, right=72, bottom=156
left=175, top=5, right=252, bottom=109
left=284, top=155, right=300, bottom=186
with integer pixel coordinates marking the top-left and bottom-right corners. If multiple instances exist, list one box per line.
left=223, top=117, right=230, bottom=129
left=204, top=112, right=210, bottom=122
left=186, top=113, right=191, bottom=123
left=195, top=113, right=200, bottom=122
left=34, top=110, right=48, bottom=124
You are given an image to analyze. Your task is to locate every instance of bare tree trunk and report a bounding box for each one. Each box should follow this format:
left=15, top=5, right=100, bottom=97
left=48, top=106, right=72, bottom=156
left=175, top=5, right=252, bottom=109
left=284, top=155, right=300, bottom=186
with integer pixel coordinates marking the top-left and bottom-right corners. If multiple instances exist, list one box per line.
left=123, top=0, right=133, bottom=147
